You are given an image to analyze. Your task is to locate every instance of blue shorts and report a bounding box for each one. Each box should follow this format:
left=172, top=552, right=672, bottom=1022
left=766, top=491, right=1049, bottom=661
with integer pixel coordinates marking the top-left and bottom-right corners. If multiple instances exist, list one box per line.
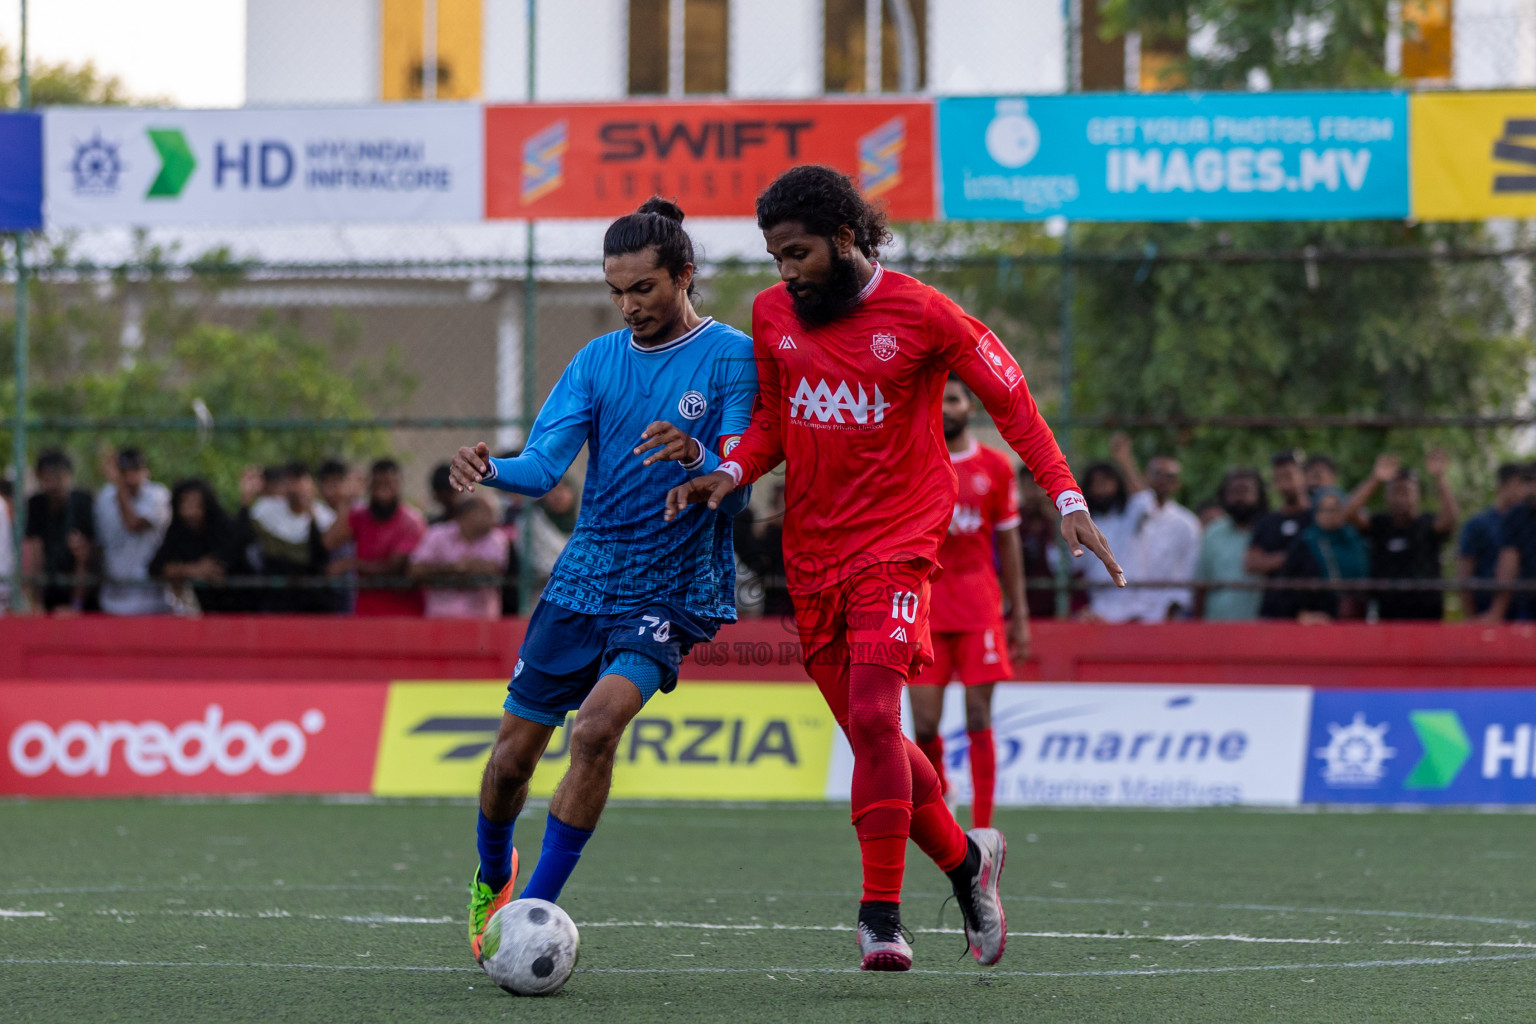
left=504, top=599, right=718, bottom=727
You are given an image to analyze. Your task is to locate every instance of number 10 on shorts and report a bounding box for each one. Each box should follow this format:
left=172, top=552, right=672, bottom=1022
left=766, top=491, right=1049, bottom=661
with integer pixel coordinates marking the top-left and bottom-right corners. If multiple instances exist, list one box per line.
left=890, top=590, right=918, bottom=624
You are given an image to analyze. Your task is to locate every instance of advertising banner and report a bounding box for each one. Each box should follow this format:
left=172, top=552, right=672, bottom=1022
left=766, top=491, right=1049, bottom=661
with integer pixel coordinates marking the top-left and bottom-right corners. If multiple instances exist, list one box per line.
left=938, top=92, right=1408, bottom=222
left=1305, top=689, right=1536, bottom=804
left=827, top=683, right=1312, bottom=806
left=0, top=681, right=387, bottom=796
left=43, top=105, right=484, bottom=227
left=1410, top=91, right=1536, bottom=220
left=484, top=100, right=935, bottom=220
left=372, top=681, right=838, bottom=799
left=0, top=112, right=43, bottom=231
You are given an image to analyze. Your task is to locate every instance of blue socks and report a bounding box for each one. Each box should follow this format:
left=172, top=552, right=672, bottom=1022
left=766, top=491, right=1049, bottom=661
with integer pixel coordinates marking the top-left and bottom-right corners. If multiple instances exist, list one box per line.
left=476, top=811, right=515, bottom=893
left=519, top=814, right=594, bottom=903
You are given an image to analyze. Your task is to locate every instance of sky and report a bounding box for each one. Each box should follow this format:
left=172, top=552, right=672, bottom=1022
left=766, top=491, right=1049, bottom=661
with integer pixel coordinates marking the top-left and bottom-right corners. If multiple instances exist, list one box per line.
left=0, top=0, right=245, bottom=107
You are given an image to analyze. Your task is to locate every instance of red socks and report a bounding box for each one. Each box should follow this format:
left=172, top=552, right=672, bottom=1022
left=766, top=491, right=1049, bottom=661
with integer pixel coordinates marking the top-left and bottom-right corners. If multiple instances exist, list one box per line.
left=916, top=735, right=948, bottom=796
left=968, top=728, right=996, bottom=830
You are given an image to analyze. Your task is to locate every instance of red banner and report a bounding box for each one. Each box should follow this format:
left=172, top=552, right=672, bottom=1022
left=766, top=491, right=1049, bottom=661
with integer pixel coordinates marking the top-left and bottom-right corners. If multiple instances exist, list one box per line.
left=485, top=100, right=935, bottom=220
left=0, top=681, right=387, bottom=796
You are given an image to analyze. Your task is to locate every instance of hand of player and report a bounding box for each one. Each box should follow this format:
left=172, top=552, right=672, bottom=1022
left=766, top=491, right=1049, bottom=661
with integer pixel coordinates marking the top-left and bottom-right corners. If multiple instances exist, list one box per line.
left=634, top=421, right=700, bottom=467
left=451, top=442, right=492, bottom=493
left=664, top=471, right=736, bottom=521
left=1061, top=509, right=1125, bottom=587
left=1006, top=614, right=1032, bottom=664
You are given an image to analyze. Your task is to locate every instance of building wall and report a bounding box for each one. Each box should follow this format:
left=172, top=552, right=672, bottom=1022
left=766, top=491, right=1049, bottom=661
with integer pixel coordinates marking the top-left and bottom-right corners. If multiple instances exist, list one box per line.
left=729, top=0, right=823, bottom=97
left=246, top=0, right=380, bottom=105
left=929, top=0, right=1065, bottom=94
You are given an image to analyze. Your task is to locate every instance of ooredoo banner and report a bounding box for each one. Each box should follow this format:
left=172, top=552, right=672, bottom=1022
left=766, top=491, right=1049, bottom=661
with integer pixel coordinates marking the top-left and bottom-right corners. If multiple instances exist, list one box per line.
left=484, top=100, right=935, bottom=220
left=827, top=683, right=1313, bottom=806
left=0, top=681, right=387, bottom=795
left=938, top=91, right=1409, bottom=221
left=372, top=681, right=837, bottom=799
left=43, top=105, right=484, bottom=227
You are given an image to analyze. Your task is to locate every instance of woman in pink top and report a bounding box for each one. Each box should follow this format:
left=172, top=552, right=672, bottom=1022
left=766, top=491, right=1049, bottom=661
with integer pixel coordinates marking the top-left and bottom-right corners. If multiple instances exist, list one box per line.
left=408, top=496, right=509, bottom=620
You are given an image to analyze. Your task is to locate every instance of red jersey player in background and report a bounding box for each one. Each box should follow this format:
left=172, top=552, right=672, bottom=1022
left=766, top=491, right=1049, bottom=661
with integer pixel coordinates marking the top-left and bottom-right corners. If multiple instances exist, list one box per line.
left=664, top=166, right=1123, bottom=972
left=909, top=374, right=1030, bottom=832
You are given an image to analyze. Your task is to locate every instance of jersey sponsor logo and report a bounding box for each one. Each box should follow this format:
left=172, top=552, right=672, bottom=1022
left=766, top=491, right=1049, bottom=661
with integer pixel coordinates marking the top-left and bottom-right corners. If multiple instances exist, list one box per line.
left=950, top=504, right=985, bottom=535
left=720, top=434, right=742, bottom=457
left=778, top=334, right=796, bottom=350
left=890, top=626, right=909, bottom=642
left=789, top=377, right=890, bottom=426
left=678, top=390, right=708, bottom=420
left=870, top=330, right=899, bottom=362
left=974, top=330, right=1023, bottom=391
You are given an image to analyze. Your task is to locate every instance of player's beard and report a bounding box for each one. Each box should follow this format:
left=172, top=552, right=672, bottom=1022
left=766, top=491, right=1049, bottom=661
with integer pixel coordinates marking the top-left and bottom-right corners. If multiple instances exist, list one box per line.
left=788, top=250, right=863, bottom=327
left=942, top=414, right=967, bottom=441
left=1223, top=499, right=1262, bottom=526
left=369, top=498, right=399, bottom=521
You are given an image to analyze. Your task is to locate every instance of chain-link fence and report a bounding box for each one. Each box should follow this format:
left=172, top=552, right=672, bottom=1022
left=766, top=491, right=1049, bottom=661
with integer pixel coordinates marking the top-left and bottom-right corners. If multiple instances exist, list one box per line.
left=4, top=222, right=1534, bottom=618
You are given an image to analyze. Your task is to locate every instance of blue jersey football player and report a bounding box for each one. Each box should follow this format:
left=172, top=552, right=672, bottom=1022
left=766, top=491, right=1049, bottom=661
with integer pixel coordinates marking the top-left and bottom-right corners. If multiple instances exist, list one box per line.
left=453, top=198, right=756, bottom=960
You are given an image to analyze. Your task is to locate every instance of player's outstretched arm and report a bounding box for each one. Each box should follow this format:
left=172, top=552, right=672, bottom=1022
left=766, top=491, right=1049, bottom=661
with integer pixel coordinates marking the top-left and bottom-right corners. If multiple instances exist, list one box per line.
left=664, top=471, right=737, bottom=521
left=1061, top=510, right=1126, bottom=588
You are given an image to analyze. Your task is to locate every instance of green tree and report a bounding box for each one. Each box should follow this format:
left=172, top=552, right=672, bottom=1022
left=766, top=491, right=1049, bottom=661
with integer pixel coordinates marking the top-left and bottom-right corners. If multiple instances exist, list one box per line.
left=0, top=44, right=159, bottom=107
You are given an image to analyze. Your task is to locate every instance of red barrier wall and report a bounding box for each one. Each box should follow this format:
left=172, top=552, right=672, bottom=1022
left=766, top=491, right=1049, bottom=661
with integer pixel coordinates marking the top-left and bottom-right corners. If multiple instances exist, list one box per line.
left=3, top=617, right=1535, bottom=687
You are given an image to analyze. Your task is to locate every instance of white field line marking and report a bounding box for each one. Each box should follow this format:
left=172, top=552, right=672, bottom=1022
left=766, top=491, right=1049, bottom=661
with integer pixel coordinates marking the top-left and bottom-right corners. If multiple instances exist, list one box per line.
left=4, top=952, right=1536, bottom=979
left=580, top=921, right=1348, bottom=945
left=12, top=883, right=1535, bottom=931
left=89, top=908, right=456, bottom=925
left=0, top=909, right=48, bottom=918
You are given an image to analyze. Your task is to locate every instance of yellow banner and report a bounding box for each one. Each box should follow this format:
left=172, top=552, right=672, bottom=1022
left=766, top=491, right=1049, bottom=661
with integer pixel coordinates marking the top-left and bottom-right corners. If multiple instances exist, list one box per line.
left=372, top=681, right=837, bottom=799
left=1411, top=91, right=1536, bottom=220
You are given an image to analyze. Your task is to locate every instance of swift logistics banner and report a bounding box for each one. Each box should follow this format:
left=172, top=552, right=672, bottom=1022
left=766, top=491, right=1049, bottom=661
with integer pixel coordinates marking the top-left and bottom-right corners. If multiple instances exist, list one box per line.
left=43, top=105, right=484, bottom=227
left=938, top=91, right=1409, bottom=221
left=0, top=112, right=43, bottom=231
left=484, top=100, right=935, bottom=220
left=1410, top=91, right=1536, bottom=220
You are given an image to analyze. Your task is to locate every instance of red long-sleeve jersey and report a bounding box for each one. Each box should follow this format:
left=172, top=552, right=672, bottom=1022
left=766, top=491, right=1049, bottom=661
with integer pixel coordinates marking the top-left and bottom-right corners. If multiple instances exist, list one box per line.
left=720, top=265, right=1084, bottom=596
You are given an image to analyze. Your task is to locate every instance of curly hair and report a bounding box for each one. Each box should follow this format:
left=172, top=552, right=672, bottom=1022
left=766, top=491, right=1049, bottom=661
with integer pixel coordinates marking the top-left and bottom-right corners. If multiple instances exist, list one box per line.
left=755, top=165, right=892, bottom=259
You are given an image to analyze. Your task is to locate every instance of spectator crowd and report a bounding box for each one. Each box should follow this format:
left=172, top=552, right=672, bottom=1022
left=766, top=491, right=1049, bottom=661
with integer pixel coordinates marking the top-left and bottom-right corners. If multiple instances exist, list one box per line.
left=6, top=447, right=579, bottom=621
left=4, top=438, right=1535, bottom=623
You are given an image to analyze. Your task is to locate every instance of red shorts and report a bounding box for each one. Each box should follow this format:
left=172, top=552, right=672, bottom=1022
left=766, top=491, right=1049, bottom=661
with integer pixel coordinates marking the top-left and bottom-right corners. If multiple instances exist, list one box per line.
left=910, top=626, right=1013, bottom=687
left=792, top=559, right=933, bottom=674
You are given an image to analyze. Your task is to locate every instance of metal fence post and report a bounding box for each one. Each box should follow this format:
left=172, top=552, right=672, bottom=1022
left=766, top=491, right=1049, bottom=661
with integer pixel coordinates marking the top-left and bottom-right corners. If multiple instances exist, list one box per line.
left=1055, top=221, right=1076, bottom=620
left=10, top=0, right=30, bottom=612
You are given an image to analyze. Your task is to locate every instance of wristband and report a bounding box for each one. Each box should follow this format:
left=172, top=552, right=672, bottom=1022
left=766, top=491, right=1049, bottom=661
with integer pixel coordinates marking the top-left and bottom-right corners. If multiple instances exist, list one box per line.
left=719, top=461, right=744, bottom=486
left=1056, top=490, right=1087, bottom=517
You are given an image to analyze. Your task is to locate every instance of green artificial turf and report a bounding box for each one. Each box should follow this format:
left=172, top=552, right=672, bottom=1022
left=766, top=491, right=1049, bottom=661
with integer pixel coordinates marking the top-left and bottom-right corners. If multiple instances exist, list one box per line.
left=2, top=800, right=1534, bottom=1022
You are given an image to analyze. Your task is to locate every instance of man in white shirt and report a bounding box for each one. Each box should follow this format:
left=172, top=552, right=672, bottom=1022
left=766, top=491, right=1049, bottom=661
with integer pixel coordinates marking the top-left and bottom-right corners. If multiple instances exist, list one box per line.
left=95, top=448, right=172, bottom=615
left=1110, top=434, right=1202, bottom=621
left=1079, top=461, right=1153, bottom=623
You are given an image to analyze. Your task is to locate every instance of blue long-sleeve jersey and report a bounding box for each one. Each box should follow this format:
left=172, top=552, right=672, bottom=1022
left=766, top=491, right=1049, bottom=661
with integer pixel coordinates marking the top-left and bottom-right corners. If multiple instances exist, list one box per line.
left=480, top=317, right=756, bottom=621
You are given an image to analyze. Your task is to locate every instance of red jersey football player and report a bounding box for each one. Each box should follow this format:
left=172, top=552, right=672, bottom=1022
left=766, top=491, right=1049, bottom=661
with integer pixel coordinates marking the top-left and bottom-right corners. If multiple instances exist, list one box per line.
left=664, top=166, right=1124, bottom=972
left=909, top=374, right=1030, bottom=833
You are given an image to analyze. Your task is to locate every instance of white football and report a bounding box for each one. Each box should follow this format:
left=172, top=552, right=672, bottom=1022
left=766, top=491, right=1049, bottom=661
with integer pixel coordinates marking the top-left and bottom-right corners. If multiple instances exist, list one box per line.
left=478, top=898, right=580, bottom=996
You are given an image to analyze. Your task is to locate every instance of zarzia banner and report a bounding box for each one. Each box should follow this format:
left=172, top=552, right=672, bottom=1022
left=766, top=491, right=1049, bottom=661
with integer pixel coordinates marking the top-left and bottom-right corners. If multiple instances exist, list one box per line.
left=0, top=681, right=387, bottom=796
left=484, top=100, right=935, bottom=220
left=43, top=104, right=485, bottom=227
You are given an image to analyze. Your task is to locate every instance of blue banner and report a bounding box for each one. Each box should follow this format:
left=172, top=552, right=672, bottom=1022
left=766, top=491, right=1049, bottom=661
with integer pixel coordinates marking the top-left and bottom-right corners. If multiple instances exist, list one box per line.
left=1305, top=689, right=1536, bottom=805
left=0, top=112, right=43, bottom=231
left=939, top=92, right=1409, bottom=222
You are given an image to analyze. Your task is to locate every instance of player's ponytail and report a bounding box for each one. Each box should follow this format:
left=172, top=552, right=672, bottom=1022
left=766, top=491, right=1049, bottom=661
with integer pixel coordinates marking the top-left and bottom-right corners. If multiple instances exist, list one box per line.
left=603, top=196, right=699, bottom=299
